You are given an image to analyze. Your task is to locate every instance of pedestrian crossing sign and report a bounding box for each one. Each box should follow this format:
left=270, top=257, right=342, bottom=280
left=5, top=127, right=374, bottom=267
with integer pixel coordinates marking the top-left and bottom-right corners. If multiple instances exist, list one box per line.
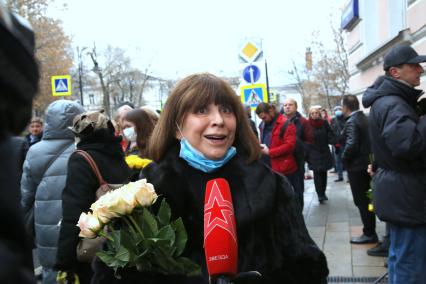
left=51, top=75, right=72, bottom=96
left=240, top=83, right=268, bottom=109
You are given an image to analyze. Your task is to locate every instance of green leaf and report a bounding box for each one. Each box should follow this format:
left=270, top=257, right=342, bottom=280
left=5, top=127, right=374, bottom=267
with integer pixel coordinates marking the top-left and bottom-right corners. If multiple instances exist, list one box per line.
left=96, top=251, right=115, bottom=266
left=108, top=230, right=121, bottom=250
left=142, top=208, right=158, bottom=237
left=142, top=238, right=170, bottom=250
left=157, top=225, right=175, bottom=247
left=123, top=229, right=140, bottom=252
left=151, top=247, right=184, bottom=274
left=177, top=257, right=202, bottom=276
left=157, top=199, right=171, bottom=226
left=171, top=218, right=187, bottom=257
left=136, top=258, right=152, bottom=272
left=115, top=246, right=130, bottom=262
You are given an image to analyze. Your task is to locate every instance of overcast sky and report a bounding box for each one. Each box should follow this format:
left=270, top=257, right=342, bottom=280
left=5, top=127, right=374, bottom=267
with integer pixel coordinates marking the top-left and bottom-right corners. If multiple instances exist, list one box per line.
left=48, top=0, right=344, bottom=86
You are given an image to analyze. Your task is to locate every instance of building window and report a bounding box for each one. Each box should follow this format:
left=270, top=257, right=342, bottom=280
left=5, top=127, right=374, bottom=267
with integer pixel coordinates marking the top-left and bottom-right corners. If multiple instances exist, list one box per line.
left=362, top=0, right=380, bottom=54
left=389, top=0, right=406, bottom=38
left=89, top=94, right=95, bottom=105
left=408, top=0, right=418, bottom=7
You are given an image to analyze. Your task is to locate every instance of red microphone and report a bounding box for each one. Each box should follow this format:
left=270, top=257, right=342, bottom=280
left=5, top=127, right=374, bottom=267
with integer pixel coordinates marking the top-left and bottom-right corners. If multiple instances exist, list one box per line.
left=204, top=178, right=238, bottom=281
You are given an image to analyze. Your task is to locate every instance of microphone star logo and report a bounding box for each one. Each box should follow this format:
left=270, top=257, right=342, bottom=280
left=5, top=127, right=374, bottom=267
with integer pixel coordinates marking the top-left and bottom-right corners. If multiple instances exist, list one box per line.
left=204, top=180, right=237, bottom=243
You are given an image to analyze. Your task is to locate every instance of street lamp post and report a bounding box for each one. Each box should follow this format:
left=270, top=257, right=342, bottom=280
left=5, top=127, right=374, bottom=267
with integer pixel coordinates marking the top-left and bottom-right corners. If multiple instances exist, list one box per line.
left=77, top=46, right=87, bottom=106
left=89, top=47, right=111, bottom=117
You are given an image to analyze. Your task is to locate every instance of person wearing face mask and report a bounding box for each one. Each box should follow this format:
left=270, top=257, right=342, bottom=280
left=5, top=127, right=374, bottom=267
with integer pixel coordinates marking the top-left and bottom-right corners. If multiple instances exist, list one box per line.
left=122, top=124, right=138, bottom=155
left=121, top=109, right=157, bottom=180
left=113, top=103, right=134, bottom=152
left=96, top=73, right=329, bottom=284
left=330, top=106, right=346, bottom=182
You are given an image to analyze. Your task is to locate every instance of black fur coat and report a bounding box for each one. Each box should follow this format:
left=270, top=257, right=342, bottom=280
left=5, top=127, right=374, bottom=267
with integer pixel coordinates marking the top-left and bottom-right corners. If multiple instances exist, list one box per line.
left=93, top=146, right=328, bottom=284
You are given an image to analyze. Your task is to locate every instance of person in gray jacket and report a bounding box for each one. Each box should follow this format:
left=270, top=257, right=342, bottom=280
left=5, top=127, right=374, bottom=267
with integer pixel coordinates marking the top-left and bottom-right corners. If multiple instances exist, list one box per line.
left=21, top=99, right=84, bottom=284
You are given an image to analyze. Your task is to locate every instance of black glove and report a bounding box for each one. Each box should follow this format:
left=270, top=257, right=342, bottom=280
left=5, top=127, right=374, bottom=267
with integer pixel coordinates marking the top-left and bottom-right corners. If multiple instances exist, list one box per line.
left=417, top=95, right=426, bottom=116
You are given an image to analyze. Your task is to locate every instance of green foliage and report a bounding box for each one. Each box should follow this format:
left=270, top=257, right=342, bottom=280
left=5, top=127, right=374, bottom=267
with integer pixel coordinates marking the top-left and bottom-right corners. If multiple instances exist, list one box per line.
left=95, top=199, right=200, bottom=278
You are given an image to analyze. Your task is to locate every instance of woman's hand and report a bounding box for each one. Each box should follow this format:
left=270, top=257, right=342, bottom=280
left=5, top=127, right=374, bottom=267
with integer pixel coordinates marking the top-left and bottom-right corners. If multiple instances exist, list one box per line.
left=367, top=164, right=375, bottom=177
left=260, top=144, right=269, bottom=155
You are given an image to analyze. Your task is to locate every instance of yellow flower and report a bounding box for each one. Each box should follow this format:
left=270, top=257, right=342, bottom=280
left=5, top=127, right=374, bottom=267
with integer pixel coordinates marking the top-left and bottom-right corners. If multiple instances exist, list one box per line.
left=368, top=203, right=374, bottom=212
left=125, top=155, right=152, bottom=169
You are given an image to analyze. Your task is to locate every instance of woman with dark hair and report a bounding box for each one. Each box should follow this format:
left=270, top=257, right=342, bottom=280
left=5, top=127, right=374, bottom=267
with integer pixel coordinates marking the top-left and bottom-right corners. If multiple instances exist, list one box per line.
left=121, top=108, right=157, bottom=181
left=122, top=108, right=157, bottom=157
left=56, top=111, right=131, bottom=283
left=130, top=73, right=328, bottom=283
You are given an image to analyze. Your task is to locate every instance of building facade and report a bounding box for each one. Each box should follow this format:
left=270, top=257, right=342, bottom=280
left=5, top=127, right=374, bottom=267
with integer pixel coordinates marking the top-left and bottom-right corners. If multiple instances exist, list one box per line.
left=342, top=0, right=426, bottom=100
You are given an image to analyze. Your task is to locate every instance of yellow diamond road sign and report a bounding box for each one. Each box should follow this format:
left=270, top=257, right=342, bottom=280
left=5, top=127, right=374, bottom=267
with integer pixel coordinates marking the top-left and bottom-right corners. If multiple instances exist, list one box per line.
left=240, top=41, right=262, bottom=63
left=51, top=75, right=72, bottom=96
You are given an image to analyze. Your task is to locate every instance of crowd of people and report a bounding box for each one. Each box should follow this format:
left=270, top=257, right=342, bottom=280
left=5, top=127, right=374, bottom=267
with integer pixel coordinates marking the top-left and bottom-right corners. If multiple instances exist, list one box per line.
left=1, top=3, right=426, bottom=284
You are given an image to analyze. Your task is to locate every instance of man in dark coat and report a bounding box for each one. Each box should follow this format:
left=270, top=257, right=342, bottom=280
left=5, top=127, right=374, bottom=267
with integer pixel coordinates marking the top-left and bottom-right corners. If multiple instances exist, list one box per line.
left=244, top=104, right=259, bottom=138
left=330, top=106, right=345, bottom=182
left=283, top=98, right=313, bottom=210
left=341, top=95, right=377, bottom=244
left=0, top=5, right=39, bottom=283
left=362, top=44, right=426, bottom=283
left=25, top=117, right=43, bottom=147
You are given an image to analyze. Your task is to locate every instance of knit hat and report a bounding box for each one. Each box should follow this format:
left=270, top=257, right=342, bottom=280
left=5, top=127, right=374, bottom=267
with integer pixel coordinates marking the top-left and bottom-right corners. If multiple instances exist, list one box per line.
left=333, top=106, right=342, bottom=112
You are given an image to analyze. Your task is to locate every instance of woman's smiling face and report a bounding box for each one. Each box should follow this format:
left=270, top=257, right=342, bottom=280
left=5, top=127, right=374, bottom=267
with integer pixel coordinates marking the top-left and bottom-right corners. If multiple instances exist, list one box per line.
left=177, top=103, right=236, bottom=160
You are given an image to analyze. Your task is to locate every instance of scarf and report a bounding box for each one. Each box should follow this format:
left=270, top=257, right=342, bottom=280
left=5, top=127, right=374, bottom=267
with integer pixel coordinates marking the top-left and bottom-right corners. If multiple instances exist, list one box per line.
left=309, top=118, right=325, bottom=128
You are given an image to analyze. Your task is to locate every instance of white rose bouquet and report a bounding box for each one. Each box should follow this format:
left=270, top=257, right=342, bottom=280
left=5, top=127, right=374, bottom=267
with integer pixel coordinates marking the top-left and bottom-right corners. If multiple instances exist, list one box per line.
left=77, top=179, right=200, bottom=278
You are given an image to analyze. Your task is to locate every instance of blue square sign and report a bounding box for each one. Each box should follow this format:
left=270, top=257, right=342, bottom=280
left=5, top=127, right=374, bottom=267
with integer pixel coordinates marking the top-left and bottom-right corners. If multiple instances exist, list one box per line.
left=240, top=83, right=268, bottom=108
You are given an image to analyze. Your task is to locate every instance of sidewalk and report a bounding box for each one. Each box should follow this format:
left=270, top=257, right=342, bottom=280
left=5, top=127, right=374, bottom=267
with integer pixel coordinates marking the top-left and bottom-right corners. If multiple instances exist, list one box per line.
left=303, top=172, right=387, bottom=283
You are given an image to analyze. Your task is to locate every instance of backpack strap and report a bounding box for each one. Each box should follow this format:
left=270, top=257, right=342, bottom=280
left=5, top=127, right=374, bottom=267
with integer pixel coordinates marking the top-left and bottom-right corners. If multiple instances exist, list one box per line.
left=75, top=150, right=106, bottom=186
left=279, top=119, right=291, bottom=139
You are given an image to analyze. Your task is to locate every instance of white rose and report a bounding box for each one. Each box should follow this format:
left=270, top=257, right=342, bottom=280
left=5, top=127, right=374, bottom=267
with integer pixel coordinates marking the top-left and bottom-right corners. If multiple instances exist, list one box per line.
left=133, top=180, right=158, bottom=207
left=91, top=191, right=120, bottom=223
left=77, top=212, right=101, bottom=238
left=107, top=187, right=135, bottom=216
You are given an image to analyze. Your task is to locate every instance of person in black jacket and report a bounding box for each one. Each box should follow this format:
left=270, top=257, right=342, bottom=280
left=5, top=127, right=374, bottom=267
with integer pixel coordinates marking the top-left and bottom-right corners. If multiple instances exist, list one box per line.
left=0, top=4, right=39, bottom=283
left=330, top=106, right=345, bottom=182
left=341, top=95, right=377, bottom=244
left=92, top=73, right=328, bottom=284
left=56, top=111, right=131, bottom=283
left=362, top=44, right=426, bottom=284
left=25, top=117, right=43, bottom=147
left=244, top=104, right=259, bottom=138
left=306, top=107, right=335, bottom=204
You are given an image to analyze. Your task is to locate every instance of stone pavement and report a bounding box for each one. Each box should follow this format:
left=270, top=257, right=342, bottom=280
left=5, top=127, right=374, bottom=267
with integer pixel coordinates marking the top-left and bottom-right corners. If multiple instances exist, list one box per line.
left=303, top=171, right=388, bottom=283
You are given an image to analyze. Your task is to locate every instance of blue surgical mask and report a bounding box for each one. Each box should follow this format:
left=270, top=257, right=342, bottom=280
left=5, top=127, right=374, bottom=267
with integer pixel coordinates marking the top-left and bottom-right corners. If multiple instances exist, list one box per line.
left=335, top=110, right=343, bottom=117
left=123, top=127, right=137, bottom=142
left=179, top=138, right=237, bottom=173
